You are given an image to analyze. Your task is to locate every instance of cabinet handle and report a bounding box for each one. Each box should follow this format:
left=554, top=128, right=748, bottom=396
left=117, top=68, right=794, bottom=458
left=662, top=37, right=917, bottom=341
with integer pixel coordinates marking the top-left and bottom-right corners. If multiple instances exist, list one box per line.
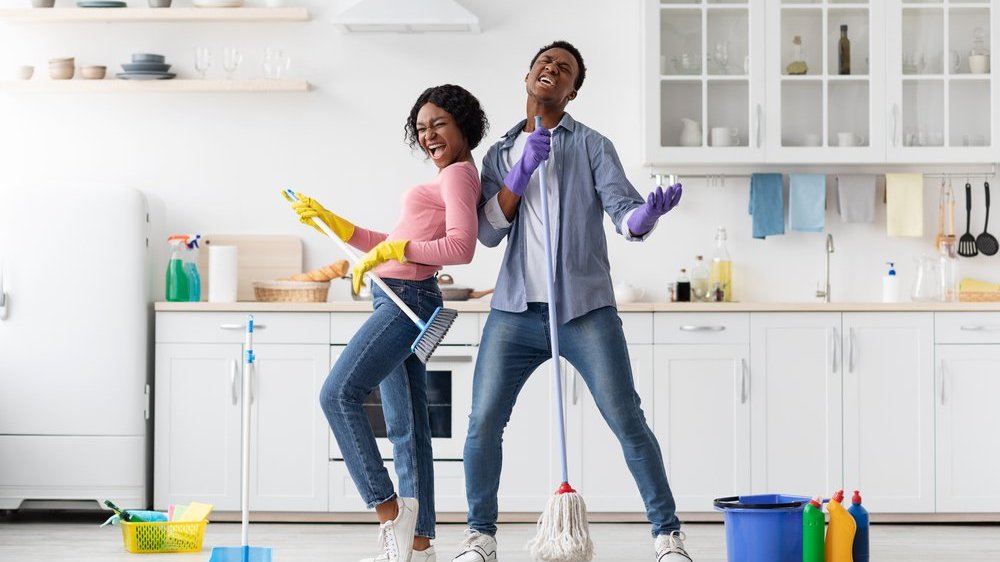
left=426, top=354, right=475, bottom=363
left=740, top=359, right=749, bottom=404
left=831, top=328, right=839, bottom=373
left=679, top=325, right=726, bottom=332
left=960, top=325, right=1000, bottom=332
left=220, top=323, right=266, bottom=331
left=230, top=359, right=239, bottom=405
left=892, top=104, right=899, bottom=147
left=939, top=362, right=947, bottom=406
left=571, top=363, right=579, bottom=406
left=848, top=327, right=856, bottom=374
left=755, top=104, right=763, bottom=148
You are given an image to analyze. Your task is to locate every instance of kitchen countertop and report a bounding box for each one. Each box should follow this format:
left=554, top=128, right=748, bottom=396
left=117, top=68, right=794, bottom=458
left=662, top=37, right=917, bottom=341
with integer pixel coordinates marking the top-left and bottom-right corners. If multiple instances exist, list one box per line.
left=155, top=301, right=1000, bottom=312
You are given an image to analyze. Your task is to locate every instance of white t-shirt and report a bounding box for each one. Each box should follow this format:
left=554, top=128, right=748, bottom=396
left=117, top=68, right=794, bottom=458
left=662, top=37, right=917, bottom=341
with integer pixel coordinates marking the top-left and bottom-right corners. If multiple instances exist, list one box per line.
left=509, top=131, right=559, bottom=302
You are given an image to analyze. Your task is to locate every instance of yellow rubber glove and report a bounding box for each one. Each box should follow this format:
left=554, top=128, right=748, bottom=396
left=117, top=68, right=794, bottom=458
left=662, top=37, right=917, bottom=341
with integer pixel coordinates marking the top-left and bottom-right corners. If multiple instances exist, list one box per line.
left=352, top=239, right=409, bottom=294
left=282, top=191, right=355, bottom=242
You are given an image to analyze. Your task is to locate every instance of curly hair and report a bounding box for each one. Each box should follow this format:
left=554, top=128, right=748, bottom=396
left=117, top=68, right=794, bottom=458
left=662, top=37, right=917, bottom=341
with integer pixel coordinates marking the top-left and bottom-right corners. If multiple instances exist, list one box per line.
left=405, top=84, right=489, bottom=153
left=530, top=40, right=587, bottom=91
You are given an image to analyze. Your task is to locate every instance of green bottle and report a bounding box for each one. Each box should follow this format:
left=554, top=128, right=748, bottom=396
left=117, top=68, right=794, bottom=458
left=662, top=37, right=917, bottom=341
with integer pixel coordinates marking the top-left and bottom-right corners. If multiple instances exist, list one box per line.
left=166, top=235, right=190, bottom=302
left=803, top=496, right=825, bottom=562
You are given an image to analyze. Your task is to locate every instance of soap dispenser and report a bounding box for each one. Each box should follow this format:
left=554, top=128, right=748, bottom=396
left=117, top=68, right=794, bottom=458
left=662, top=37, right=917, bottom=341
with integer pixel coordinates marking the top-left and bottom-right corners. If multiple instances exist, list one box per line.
left=882, top=262, right=900, bottom=303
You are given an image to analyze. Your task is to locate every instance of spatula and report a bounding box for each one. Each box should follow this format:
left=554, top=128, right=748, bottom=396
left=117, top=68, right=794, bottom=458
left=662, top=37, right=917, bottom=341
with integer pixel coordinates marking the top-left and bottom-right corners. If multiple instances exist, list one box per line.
left=958, top=182, right=979, bottom=257
left=934, top=178, right=945, bottom=251
left=977, top=181, right=998, bottom=256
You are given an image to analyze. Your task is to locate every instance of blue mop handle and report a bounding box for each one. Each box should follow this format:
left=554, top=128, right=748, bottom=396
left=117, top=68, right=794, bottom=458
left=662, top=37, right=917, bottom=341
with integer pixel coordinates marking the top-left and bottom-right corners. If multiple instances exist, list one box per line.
left=535, top=116, right=569, bottom=485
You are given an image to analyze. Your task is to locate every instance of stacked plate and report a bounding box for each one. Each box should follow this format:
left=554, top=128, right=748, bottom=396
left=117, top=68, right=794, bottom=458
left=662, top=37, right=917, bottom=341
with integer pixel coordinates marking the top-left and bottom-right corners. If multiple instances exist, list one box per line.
left=192, top=0, right=244, bottom=7
left=116, top=53, right=176, bottom=80
left=77, top=1, right=128, bottom=7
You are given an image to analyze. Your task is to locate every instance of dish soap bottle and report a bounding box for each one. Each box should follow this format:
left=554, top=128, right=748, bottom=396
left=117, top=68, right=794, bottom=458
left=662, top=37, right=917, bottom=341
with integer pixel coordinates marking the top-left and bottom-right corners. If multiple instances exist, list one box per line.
left=691, top=255, right=710, bottom=302
left=166, top=235, right=190, bottom=302
left=825, top=489, right=857, bottom=562
left=803, top=496, right=825, bottom=562
left=185, top=235, right=202, bottom=302
left=676, top=269, right=691, bottom=302
left=848, top=490, right=870, bottom=562
left=711, top=227, right=733, bottom=302
left=882, top=262, right=900, bottom=303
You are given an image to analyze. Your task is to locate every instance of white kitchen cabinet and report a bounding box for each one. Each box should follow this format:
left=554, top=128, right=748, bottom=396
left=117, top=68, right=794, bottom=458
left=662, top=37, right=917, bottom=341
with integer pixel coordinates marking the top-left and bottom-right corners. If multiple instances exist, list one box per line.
left=654, top=344, right=750, bottom=513
left=750, top=313, right=842, bottom=496
left=328, top=460, right=468, bottom=514
left=842, top=313, right=935, bottom=513
left=935, top=345, right=1000, bottom=512
left=564, top=346, right=655, bottom=512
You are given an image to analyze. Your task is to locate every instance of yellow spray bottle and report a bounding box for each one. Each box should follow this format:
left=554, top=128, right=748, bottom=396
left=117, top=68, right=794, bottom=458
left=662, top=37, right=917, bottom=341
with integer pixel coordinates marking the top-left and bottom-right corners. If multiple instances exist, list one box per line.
left=825, top=489, right=857, bottom=562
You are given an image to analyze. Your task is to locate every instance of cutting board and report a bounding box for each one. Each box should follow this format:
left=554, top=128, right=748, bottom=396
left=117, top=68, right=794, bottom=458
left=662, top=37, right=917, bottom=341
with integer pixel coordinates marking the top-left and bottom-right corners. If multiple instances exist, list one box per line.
left=196, top=235, right=302, bottom=301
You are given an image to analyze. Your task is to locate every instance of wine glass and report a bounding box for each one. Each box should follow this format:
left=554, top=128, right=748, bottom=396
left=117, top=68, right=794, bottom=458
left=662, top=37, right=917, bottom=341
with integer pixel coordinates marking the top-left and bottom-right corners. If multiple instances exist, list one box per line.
left=223, top=47, right=242, bottom=80
left=714, top=41, right=730, bottom=75
left=194, top=47, right=211, bottom=79
left=262, top=48, right=290, bottom=80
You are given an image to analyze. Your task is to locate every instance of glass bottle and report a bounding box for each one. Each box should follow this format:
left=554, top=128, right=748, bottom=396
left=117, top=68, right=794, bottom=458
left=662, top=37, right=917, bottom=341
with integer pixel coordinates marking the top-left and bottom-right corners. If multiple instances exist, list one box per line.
left=711, top=227, right=733, bottom=302
left=676, top=269, right=691, bottom=302
left=838, top=25, right=851, bottom=75
left=787, top=35, right=808, bottom=75
left=691, top=255, right=710, bottom=302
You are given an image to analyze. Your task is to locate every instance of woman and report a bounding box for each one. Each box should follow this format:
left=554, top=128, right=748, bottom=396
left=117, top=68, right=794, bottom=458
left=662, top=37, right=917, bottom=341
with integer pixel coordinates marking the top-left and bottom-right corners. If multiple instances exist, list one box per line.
left=288, top=84, right=488, bottom=562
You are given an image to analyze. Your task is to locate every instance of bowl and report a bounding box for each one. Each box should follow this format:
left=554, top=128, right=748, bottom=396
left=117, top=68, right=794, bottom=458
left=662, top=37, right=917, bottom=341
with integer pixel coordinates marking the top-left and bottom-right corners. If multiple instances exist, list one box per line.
left=16, top=65, right=34, bottom=80
left=49, top=57, right=74, bottom=65
left=32, top=0, right=56, bottom=7
left=148, top=0, right=171, bottom=6
left=80, top=65, right=106, bottom=79
left=132, top=53, right=165, bottom=63
left=122, top=62, right=171, bottom=73
left=49, top=65, right=75, bottom=80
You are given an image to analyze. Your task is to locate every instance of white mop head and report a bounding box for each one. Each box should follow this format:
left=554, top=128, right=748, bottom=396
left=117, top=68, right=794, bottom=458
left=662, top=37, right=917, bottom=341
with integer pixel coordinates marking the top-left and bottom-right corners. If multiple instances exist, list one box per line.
left=528, top=485, right=594, bottom=562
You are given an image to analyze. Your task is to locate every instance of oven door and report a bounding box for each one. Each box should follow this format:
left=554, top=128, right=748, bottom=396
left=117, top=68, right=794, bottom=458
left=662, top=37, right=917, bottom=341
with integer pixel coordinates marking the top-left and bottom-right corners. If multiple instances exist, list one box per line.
left=328, top=345, right=475, bottom=461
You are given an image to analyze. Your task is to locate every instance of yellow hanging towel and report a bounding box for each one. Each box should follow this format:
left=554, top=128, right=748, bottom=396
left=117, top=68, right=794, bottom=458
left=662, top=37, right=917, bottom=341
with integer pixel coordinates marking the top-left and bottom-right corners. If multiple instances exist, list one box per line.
left=885, top=173, right=924, bottom=237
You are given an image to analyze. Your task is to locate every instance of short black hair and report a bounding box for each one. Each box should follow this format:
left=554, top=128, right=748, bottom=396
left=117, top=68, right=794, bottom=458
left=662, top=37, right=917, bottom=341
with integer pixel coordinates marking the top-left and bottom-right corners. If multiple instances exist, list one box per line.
left=530, top=40, right=587, bottom=91
left=405, top=84, right=489, bottom=152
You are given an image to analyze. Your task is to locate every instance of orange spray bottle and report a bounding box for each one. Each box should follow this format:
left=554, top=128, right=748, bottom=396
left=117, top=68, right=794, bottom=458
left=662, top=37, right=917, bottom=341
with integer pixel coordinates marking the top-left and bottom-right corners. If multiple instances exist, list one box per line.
left=825, top=489, right=857, bottom=562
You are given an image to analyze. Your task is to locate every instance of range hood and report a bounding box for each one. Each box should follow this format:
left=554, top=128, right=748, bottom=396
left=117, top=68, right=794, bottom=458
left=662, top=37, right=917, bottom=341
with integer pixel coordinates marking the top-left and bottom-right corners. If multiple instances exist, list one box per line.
left=332, top=0, right=480, bottom=33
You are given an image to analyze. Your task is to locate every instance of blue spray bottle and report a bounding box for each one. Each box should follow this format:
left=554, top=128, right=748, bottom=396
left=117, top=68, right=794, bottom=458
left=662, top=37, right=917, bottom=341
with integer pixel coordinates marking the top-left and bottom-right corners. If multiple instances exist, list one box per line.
left=848, top=489, right=870, bottom=562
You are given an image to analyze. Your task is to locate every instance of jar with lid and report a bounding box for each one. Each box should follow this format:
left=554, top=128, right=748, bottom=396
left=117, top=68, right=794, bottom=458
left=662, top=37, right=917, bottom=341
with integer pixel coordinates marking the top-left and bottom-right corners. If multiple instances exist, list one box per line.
left=691, top=255, right=710, bottom=301
left=676, top=269, right=691, bottom=302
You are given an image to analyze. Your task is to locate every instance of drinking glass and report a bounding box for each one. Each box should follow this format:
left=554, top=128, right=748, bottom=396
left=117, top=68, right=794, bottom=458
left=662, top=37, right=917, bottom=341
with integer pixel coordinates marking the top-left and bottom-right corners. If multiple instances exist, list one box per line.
left=223, top=47, right=242, bottom=80
left=194, top=47, right=211, bottom=79
left=262, top=48, right=290, bottom=80
left=714, top=41, right=729, bottom=74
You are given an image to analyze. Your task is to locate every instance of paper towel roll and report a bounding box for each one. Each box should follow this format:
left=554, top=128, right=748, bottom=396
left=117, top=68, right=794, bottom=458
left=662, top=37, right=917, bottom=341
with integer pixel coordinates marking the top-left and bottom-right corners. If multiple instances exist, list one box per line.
left=208, top=245, right=238, bottom=303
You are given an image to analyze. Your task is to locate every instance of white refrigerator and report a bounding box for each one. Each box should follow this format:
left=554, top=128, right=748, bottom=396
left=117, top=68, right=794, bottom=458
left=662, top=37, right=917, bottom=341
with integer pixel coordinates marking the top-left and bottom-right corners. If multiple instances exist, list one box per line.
left=0, top=183, right=150, bottom=510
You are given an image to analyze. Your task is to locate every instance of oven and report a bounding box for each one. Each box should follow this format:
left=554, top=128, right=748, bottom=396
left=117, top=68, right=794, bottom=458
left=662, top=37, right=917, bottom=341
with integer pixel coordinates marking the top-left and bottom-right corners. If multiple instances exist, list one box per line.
left=328, top=345, right=476, bottom=461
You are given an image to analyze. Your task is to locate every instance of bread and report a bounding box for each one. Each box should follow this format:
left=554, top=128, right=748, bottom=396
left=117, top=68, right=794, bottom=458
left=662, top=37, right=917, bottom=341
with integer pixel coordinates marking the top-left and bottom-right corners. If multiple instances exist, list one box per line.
left=287, top=260, right=349, bottom=282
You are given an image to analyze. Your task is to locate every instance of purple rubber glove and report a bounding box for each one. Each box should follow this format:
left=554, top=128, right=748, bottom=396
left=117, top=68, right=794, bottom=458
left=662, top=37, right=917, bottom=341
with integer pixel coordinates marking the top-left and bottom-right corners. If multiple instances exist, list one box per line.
left=503, top=126, right=552, bottom=196
left=627, top=183, right=683, bottom=236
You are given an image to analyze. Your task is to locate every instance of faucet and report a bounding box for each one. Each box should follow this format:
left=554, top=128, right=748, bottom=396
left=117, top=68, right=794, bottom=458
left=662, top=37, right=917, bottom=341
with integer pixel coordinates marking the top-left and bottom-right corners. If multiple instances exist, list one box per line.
left=816, top=234, right=834, bottom=303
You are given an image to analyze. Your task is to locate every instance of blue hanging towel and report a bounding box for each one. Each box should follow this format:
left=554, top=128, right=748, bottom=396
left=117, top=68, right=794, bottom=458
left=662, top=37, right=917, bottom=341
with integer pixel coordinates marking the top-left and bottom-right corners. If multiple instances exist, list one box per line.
left=789, top=173, right=827, bottom=232
left=748, top=173, right=785, bottom=239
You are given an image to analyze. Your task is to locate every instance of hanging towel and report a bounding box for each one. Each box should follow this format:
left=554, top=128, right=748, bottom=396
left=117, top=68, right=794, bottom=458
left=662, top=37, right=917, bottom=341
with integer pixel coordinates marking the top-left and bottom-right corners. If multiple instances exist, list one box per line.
left=885, top=173, right=924, bottom=237
left=789, top=174, right=827, bottom=232
left=836, top=174, right=876, bottom=223
left=748, top=173, right=785, bottom=239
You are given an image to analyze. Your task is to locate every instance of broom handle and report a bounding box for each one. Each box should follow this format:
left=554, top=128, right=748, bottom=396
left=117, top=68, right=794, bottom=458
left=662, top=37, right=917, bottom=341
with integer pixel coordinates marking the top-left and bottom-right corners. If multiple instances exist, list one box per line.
left=283, top=190, right=424, bottom=328
left=241, top=315, right=253, bottom=548
left=535, top=116, right=570, bottom=485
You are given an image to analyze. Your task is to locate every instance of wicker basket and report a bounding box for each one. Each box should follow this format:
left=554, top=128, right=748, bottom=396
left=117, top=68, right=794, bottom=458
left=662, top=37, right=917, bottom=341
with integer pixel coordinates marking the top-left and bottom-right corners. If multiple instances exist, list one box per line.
left=253, top=280, right=330, bottom=302
left=959, top=291, right=1000, bottom=302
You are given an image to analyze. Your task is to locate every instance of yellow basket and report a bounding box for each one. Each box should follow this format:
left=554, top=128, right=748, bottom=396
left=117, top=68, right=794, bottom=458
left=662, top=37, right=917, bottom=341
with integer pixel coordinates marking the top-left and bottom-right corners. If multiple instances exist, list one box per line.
left=119, top=520, right=208, bottom=553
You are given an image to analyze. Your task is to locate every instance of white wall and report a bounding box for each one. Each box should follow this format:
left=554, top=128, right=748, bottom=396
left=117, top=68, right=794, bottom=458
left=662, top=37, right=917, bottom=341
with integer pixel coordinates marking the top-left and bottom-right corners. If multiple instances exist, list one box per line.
left=1, top=0, right=996, bottom=303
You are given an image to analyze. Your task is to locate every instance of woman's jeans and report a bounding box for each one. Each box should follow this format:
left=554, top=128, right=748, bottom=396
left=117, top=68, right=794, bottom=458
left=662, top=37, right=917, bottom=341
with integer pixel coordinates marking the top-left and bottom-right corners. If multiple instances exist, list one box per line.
left=463, top=304, right=681, bottom=538
left=320, top=277, right=442, bottom=539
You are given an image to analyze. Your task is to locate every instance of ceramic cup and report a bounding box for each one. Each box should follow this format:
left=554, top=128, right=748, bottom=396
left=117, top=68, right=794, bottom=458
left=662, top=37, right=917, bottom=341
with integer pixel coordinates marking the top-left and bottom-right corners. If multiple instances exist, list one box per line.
left=837, top=132, right=864, bottom=147
left=16, top=65, right=34, bottom=80
left=969, top=54, right=990, bottom=74
left=711, top=126, right=736, bottom=147
left=803, top=133, right=821, bottom=147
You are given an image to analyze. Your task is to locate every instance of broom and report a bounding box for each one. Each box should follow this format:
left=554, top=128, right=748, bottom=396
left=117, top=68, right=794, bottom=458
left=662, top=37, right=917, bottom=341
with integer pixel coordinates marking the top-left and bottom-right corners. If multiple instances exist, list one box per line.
left=526, top=116, right=594, bottom=562
left=282, top=189, right=456, bottom=363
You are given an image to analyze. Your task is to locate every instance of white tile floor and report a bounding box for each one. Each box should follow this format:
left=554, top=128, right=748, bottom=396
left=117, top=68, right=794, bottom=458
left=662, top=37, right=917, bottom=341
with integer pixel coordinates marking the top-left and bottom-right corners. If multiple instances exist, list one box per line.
left=3, top=514, right=1000, bottom=562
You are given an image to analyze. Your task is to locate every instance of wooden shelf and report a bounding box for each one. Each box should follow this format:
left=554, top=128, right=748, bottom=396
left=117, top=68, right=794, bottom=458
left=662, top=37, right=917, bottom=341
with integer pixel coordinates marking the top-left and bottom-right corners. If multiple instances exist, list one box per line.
left=0, top=7, right=309, bottom=23
left=0, top=79, right=311, bottom=93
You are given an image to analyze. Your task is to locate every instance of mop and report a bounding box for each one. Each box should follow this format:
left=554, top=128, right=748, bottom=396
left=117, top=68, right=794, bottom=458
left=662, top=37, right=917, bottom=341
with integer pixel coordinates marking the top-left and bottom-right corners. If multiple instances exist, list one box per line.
left=283, top=189, right=456, bottom=363
left=526, top=116, right=594, bottom=562
left=209, top=315, right=272, bottom=562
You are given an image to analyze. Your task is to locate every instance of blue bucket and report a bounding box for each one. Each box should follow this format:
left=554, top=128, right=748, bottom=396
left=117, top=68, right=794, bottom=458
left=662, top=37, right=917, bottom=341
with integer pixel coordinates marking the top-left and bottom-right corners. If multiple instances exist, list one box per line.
left=713, top=494, right=811, bottom=562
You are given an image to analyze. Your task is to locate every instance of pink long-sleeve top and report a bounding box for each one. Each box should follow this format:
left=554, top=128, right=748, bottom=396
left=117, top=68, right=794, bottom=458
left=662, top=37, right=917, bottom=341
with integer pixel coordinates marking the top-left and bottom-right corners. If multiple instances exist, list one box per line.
left=348, top=161, right=480, bottom=281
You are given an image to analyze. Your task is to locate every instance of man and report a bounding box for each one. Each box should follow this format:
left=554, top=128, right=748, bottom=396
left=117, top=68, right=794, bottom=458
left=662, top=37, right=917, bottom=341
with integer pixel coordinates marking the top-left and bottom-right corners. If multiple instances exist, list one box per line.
left=453, top=41, right=690, bottom=562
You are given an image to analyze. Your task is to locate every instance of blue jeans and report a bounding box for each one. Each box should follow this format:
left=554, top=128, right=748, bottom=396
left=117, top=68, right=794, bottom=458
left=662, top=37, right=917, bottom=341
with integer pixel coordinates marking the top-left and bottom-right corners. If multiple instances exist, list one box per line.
left=464, top=304, right=681, bottom=538
left=320, top=277, right=442, bottom=539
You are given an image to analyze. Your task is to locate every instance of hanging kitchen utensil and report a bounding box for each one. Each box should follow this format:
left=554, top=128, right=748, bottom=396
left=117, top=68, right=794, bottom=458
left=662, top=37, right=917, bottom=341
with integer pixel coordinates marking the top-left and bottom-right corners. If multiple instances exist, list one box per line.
left=976, top=181, right=998, bottom=256
left=437, top=273, right=494, bottom=301
left=944, top=178, right=956, bottom=247
left=935, top=177, right=945, bottom=251
left=958, top=182, right=979, bottom=257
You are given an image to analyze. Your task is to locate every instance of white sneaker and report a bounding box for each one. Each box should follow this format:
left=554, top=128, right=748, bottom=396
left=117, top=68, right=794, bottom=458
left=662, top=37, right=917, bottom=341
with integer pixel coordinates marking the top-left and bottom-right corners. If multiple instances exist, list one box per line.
left=359, top=497, right=419, bottom=562
left=655, top=531, right=692, bottom=562
left=452, top=529, right=498, bottom=562
left=362, top=546, right=436, bottom=562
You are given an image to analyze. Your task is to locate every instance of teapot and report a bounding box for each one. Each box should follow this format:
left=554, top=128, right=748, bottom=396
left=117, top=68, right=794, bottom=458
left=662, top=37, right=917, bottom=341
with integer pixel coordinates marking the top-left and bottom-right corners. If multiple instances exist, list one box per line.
left=613, top=282, right=645, bottom=304
left=680, top=118, right=702, bottom=147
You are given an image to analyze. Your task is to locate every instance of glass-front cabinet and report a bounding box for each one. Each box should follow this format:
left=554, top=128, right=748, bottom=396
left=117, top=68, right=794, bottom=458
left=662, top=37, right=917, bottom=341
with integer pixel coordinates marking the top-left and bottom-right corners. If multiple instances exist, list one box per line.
left=643, top=0, right=998, bottom=164
left=643, top=0, right=766, bottom=164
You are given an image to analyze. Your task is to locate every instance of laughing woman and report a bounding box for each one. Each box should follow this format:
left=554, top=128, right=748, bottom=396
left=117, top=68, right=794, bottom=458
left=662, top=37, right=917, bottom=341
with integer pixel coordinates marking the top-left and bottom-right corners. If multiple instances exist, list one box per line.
left=287, top=84, right=487, bottom=562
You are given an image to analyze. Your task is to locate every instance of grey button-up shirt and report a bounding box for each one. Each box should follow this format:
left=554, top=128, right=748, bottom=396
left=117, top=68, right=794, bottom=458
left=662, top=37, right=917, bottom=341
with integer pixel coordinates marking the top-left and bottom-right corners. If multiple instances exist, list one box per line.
left=478, top=113, right=648, bottom=323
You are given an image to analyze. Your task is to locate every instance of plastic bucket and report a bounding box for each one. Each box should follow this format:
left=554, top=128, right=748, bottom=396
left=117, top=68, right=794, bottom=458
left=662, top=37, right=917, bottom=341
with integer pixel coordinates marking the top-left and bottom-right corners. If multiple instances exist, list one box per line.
left=713, top=494, right=810, bottom=562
